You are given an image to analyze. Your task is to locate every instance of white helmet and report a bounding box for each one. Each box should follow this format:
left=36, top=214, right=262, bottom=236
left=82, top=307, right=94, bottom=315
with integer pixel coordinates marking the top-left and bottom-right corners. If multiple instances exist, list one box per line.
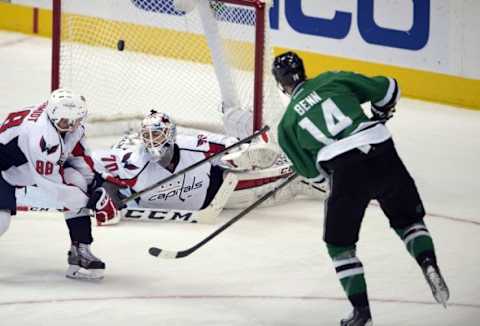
left=141, top=110, right=176, bottom=164
left=46, top=88, right=87, bottom=132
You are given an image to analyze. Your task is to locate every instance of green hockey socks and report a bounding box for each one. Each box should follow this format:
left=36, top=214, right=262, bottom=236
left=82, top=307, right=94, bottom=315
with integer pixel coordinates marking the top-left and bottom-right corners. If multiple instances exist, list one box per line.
left=395, top=222, right=436, bottom=265
left=327, top=244, right=369, bottom=308
left=326, top=222, right=436, bottom=309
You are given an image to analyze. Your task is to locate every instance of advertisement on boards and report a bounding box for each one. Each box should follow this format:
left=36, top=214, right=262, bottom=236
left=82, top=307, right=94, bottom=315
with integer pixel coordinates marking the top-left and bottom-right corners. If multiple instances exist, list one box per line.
left=8, top=0, right=480, bottom=107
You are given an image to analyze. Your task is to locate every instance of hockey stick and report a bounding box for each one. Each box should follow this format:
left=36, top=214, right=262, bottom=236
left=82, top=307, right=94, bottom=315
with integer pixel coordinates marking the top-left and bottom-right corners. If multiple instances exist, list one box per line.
left=148, top=173, right=298, bottom=259
left=300, top=180, right=328, bottom=194
left=120, top=125, right=270, bottom=205
left=16, top=206, right=65, bottom=212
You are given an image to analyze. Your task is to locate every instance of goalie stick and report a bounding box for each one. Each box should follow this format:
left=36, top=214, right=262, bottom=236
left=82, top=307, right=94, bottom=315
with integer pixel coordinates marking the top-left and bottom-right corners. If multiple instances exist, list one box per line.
left=120, top=125, right=270, bottom=205
left=300, top=180, right=328, bottom=194
left=148, top=173, right=299, bottom=259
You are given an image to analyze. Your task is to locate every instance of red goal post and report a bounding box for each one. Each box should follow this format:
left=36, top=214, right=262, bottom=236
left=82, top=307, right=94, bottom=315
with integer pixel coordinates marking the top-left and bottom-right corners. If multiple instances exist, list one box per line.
left=51, top=0, right=283, bottom=137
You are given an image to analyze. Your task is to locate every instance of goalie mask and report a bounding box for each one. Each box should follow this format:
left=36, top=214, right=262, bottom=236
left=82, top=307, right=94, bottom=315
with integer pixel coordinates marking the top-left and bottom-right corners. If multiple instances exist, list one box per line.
left=272, top=51, right=306, bottom=95
left=141, top=111, right=177, bottom=165
left=46, top=88, right=87, bottom=133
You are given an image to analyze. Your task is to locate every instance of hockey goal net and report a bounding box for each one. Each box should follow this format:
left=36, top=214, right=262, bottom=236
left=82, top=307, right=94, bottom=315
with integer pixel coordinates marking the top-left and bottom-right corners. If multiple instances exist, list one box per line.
left=52, top=0, right=283, bottom=138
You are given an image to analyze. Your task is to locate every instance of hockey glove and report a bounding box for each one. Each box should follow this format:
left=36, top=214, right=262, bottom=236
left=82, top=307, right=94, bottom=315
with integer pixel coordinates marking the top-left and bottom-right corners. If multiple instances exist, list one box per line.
left=88, top=187, right=120, bottom=226
left=371, top=103, right=396, bottom=122
left=371, top=78, right=400, bottom=123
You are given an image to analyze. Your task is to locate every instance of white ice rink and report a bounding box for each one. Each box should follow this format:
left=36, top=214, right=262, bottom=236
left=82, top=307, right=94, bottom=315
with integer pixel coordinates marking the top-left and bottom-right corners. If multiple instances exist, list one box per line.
left=1, top=31, right=479, bottom=325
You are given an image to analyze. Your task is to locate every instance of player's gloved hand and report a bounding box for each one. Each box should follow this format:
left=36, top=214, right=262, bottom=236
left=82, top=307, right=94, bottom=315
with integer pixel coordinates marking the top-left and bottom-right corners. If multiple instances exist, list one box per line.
left=371, top=78, right=400, bottom=123
left=371, top=103, right=396, bottom=122
left=87, top=187, right=120, bottom=226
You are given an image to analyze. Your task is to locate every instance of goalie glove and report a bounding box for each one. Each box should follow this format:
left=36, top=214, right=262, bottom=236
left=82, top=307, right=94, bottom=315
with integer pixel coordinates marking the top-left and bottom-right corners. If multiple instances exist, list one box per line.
left=87, top=187, right=120, bottom=226
left=220, top=103, right=254, bottom=139
left=221, top=132, right=279, bottom=171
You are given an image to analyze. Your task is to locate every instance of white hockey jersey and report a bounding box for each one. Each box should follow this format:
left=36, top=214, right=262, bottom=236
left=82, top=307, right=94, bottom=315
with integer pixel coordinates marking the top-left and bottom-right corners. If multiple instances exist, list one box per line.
left=0, top=103, right=94, bottom=210
left=93, top=133, right=229, bottom=211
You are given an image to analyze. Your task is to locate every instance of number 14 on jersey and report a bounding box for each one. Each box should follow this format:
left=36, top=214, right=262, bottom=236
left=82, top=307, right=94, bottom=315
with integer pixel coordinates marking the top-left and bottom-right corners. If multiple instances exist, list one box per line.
left=298, top=98, right=353, bottom=145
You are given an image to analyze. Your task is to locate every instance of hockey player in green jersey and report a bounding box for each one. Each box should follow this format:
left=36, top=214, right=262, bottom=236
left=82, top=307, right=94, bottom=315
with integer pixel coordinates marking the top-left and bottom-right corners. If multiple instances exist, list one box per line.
left=272, top=51, right=449, bottom=326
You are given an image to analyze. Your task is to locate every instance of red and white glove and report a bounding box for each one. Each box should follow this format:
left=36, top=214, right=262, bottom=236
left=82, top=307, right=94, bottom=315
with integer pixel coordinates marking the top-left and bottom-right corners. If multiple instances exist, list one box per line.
left=89, top=187, right=120, bottom=226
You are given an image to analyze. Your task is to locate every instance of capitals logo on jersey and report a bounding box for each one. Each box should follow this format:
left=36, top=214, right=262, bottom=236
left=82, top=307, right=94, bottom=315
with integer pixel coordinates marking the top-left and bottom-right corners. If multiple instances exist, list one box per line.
left=147, top=175, right=204, bottom=202
left=121, top=152, right=139, bottom=170
left=197, top=134, right=208, bottom=147
left=39, top=136, right=59, bottom=155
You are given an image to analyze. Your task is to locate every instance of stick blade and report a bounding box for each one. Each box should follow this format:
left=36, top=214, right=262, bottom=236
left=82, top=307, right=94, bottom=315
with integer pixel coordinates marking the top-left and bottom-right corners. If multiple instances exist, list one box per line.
left=148, top=247, right=179, bottom=259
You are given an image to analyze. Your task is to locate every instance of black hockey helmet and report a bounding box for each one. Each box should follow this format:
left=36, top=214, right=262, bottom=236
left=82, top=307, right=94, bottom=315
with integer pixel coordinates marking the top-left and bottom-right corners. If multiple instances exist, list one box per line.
left=272, top=51, right=306, bottom=93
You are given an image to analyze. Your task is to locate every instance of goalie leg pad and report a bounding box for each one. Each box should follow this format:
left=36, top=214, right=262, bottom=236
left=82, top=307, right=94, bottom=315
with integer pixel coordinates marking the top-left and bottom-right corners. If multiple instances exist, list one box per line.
left=225, top=156, right=329, bottom=209
left=226, top=158, right=293, bottom=209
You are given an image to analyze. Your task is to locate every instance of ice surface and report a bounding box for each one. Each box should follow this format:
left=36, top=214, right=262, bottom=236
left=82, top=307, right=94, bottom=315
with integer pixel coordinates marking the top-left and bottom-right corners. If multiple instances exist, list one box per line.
left=0, top=31, right=479, bottom=325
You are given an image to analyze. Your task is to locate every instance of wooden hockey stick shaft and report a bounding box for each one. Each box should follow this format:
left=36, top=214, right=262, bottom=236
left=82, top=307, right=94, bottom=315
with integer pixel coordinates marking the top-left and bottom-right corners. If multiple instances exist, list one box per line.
left=120, top=125, right=270, bottom=205
left=148, top=173, right=298, bottom=259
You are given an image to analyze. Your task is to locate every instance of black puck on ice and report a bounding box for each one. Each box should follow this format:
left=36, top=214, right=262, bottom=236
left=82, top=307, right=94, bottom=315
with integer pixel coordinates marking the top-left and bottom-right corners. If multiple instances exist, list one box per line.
left=149, top=247, right=161, bottom=257
left=117, top=39, right=125, bottom=51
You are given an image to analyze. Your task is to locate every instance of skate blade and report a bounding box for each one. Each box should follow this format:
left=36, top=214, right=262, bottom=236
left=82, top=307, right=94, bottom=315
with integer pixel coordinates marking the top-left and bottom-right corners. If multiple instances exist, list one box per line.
left=340, top=319, right=372, bottom=326
left=426, top=268, right=449, bottom=308
left=434, top=286, right=449, bottom=309
left=436, top=293, right=449, bottom=309
left=66, top=265, right=104, bottom=280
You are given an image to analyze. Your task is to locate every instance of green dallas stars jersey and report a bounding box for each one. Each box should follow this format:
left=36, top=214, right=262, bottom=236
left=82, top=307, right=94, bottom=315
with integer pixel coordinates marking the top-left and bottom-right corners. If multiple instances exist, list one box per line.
left=277, top=71, right=397, bottom=180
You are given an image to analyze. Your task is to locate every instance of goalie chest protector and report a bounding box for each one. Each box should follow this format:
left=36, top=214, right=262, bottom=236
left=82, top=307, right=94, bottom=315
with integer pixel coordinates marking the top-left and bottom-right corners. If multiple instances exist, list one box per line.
left=94, top=135, right=217, bottom=211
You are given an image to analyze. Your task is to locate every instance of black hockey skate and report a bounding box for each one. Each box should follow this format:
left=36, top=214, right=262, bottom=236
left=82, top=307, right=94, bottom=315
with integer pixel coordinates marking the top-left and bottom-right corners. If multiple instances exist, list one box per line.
left=66, top=242, right=105, bottom=280
left=340, top=307, right=372, bottom=326
left=421, top=258, right=449, bottom=307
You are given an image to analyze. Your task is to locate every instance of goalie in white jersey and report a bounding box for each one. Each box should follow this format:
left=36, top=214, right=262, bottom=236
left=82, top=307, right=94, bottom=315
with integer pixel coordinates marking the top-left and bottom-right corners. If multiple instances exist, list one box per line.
left=90, top=110, right=328, bottom=225
left=0, top=89, right=117, bottom=280
left=94, top=110, right=230, bottom=213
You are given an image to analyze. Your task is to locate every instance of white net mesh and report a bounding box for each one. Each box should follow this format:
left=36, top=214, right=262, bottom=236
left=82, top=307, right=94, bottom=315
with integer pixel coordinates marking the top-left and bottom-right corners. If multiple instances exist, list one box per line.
left=56, top=0, right=284, bottom=138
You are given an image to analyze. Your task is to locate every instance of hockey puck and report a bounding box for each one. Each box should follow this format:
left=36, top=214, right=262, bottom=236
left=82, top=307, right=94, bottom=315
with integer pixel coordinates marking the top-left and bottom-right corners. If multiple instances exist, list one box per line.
left=149, top=247, right=161, bottom=257
left=117, top=39, right=125, bottom=51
